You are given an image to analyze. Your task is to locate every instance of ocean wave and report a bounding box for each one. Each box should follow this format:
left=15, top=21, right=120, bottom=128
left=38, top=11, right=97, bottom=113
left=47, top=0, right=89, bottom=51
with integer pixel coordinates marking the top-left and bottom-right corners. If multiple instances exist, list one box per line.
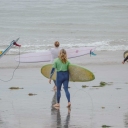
left=0, top=40, right=128, bottom=55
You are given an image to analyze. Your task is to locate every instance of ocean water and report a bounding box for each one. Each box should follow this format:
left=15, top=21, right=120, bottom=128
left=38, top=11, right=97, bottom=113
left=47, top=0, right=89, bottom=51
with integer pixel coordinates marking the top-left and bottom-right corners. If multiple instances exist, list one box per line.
left=0, top=0, right=128, bottom=54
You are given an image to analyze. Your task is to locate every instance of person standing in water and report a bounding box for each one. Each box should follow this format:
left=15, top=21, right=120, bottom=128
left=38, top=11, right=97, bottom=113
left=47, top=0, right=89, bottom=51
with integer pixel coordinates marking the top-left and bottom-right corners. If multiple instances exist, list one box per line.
left=49, top=49, right=71, bottom=108
left=50, top=41, right=60, bottom=90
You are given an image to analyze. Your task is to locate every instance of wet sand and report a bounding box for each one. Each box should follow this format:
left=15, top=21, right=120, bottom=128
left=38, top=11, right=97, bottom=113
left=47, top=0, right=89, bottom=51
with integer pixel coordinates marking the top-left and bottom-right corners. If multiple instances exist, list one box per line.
left=0, top=51, right=128, bottom=128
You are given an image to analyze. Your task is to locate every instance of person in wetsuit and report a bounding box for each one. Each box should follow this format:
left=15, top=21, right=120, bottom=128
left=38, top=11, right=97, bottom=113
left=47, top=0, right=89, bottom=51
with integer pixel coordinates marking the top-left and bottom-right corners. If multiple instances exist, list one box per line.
left=49, top=49, right=71, bottom=108
left=122, top=56, right=128, bottom=64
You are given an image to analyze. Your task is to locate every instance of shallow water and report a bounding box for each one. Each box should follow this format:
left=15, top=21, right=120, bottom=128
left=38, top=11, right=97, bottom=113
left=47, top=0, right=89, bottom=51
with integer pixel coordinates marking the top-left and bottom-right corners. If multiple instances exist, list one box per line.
left=0, top=0, right=128, bottom=53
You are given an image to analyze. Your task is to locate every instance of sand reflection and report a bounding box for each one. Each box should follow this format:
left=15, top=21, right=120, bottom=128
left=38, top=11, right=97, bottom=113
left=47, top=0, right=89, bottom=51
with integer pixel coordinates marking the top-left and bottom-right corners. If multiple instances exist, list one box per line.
left=124, top=113, right=128, bottom=128
left=51, top=91, right=70, bottom=128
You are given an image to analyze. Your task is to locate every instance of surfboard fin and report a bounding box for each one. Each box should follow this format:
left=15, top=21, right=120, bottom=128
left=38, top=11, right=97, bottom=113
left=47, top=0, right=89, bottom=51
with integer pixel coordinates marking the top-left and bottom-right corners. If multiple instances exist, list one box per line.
left=90, top=50, right=96, bottom=56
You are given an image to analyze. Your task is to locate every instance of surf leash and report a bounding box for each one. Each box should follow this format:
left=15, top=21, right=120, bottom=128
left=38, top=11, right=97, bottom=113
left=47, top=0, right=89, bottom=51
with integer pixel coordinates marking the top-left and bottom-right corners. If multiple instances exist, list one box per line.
left=71, top=82, right=94, bottom=128
left=0, top=40, right=21, bottom=82
left=69, top=73, right=94, bottom=128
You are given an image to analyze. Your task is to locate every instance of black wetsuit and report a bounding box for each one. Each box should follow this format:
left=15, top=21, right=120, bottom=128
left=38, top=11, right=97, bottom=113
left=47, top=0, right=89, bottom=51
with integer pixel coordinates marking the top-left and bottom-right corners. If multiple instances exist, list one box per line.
left=124, top=56, right=128, bottom=62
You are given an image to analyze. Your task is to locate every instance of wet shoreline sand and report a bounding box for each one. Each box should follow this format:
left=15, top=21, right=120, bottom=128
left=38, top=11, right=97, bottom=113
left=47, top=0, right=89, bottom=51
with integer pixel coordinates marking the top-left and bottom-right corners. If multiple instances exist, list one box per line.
left=0, top=51, right=128, bottom=128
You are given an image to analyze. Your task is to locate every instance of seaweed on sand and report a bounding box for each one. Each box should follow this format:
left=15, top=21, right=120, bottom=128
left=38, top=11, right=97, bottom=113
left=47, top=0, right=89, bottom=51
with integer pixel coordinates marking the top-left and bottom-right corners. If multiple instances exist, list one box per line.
left=92, top=81, right=113, bottom=87
left=82, top=85, right=89, bottom=88
left=9, top=87, right=23, bottom=89
left=28, top=93, right=37, bottom=96
left=102, top=125, right=111, bottom=127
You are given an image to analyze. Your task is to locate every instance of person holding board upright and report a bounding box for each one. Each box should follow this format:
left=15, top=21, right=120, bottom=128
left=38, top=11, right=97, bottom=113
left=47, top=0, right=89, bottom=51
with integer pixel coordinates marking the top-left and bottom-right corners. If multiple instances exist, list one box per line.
left=49, top=49, right=71, bottom=108
left=50, top=41, right=60, bottom=90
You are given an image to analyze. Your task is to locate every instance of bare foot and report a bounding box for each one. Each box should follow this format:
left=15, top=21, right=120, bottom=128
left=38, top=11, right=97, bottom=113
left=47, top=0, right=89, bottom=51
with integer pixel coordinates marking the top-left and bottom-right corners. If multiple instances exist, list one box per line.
left=122, top=61, right=125, bottom=64
left=53, top=103, right=60, bottom=107
left=67, top=102, right=71, bottom=108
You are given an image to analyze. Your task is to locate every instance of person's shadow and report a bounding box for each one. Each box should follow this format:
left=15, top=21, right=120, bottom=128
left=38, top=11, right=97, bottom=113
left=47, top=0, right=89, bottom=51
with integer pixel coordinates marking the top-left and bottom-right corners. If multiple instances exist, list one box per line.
left=51, top=91, right=71, bottom=128
left=0, top=117, right=4, bottom=127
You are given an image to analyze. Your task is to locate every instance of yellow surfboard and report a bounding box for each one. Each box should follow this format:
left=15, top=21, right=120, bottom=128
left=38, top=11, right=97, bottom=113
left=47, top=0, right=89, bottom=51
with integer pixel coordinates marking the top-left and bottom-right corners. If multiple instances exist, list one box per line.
left=41, top=64, right=95, bottom=82
left=0, top=51, right=2, bottom=54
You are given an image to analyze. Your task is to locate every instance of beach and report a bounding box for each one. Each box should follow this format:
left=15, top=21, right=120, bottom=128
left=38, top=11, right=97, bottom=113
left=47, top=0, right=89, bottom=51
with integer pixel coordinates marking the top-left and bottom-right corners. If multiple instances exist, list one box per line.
left=0, top=0, right=128, bottom=127
left=0, top=51, right=128, bottom=128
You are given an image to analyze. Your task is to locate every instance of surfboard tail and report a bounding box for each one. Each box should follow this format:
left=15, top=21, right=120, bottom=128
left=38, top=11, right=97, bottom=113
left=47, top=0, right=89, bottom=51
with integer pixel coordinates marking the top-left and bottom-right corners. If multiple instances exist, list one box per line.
left=90, top=50, right=96, bottom=56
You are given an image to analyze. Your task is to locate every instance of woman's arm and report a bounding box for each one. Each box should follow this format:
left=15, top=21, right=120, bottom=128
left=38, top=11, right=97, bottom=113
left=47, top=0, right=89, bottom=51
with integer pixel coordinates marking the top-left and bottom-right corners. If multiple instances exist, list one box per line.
left=49, top=59, right=57, bottom=84
left=50, top=68, right=55, bottom=79
left=49, top=68, right=55, bottom=84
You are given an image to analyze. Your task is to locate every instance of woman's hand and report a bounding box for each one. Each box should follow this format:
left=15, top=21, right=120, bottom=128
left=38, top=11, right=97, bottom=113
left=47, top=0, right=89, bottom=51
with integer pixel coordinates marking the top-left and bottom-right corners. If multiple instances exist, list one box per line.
left=49, top=79, right=51, bottom=84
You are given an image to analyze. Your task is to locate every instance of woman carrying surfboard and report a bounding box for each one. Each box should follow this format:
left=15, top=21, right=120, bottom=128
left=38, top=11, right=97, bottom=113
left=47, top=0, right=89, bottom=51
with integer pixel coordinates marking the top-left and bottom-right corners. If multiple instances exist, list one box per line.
left=49, top=49, right=71, bottom=108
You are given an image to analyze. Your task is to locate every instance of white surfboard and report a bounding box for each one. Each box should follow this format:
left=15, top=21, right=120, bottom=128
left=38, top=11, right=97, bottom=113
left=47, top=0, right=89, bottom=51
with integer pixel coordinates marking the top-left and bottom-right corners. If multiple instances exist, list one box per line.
left=15, top=46, right=96, bottom=63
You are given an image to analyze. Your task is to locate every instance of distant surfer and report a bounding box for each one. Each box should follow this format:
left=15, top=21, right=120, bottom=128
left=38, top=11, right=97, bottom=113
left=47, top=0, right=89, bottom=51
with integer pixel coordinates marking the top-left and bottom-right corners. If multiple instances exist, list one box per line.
left=49, top=49, right=71, bottom=108
left=122, top=55, right=128, bottom=64
left=50, top=41, right=60, bottom=90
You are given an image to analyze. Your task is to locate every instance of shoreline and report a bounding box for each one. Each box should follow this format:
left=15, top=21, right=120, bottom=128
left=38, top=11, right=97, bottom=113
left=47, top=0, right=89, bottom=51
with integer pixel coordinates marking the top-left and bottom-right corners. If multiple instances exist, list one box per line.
left=0, top=51, right=125, bottom=69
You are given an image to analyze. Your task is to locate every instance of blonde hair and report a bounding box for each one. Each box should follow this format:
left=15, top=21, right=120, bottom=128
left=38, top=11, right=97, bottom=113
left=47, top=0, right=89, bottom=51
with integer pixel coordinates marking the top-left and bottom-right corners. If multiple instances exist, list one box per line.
left=59, top=49, right=67, bottom=63
left=54, top=41, right=60, bottom=47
